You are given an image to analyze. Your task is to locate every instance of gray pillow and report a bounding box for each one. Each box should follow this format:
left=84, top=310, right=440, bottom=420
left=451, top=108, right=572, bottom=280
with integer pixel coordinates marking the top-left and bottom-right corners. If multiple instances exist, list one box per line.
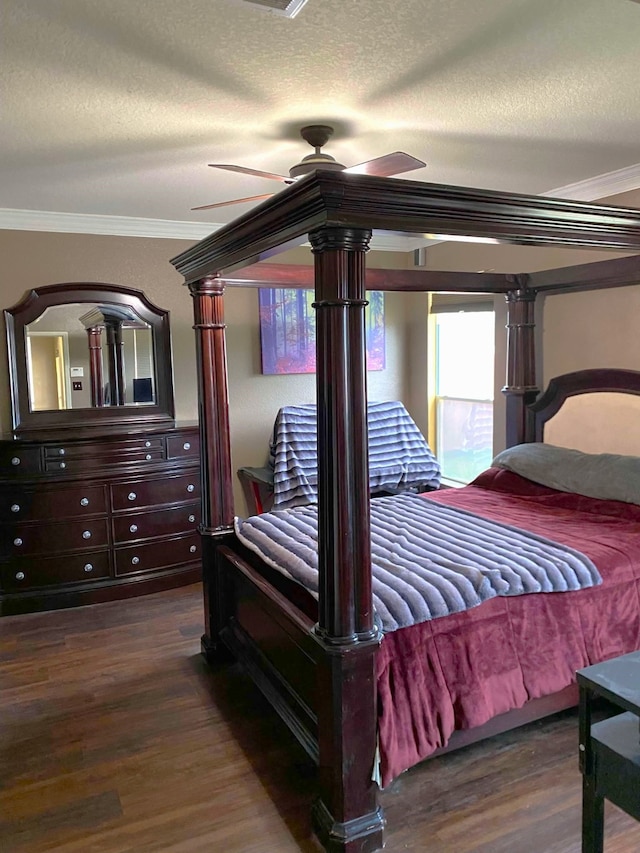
left=492, top=442, right=640, bottom=506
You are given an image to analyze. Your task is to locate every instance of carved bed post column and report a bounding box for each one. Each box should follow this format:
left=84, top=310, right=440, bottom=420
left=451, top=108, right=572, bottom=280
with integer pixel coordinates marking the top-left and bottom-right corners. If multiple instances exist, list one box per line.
left=503, top=277, right=539, bottom=446
left=189, top=276, right=235, bottom=662
left=309, top=226, right=384, bottom=853
left=86, top=326, right=104, bottom=407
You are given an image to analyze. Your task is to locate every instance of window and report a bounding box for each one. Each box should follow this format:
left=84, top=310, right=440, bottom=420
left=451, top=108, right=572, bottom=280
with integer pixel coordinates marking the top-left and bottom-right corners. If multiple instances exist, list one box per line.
left=432, top=304, right=495, bottom=485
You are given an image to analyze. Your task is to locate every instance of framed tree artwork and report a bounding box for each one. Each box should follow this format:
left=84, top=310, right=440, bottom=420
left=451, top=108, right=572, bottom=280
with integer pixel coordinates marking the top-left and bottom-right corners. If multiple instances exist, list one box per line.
left=259, top=288, right=385, bottom=375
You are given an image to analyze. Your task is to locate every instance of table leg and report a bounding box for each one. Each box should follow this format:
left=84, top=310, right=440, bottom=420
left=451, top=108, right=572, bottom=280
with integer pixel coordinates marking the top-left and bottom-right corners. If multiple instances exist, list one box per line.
left=582, top=774, right=604, bottom=853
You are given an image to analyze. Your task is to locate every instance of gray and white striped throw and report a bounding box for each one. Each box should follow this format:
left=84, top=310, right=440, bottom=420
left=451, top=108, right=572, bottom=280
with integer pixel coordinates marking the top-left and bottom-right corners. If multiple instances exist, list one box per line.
left=235, top=492, right=602, bottom=633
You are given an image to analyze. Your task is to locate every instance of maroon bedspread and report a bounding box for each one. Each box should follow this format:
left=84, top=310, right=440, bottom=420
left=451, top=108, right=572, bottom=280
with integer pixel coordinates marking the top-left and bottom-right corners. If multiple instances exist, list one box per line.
left=376, top=468, right=640, bottom=786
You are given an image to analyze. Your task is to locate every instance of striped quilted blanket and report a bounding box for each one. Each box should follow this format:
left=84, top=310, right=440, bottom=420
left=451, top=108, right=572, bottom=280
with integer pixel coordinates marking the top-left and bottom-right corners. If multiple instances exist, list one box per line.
left=234, top=493, right=602, bottom=633
left=269, top=401, right=441, bottom=508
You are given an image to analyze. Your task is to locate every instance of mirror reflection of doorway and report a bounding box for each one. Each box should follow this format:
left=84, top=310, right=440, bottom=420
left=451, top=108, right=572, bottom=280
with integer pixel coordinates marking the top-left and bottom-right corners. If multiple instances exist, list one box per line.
left=23, top=302, right=157, bottom=412
left=26, top=333, right=71, bottom=411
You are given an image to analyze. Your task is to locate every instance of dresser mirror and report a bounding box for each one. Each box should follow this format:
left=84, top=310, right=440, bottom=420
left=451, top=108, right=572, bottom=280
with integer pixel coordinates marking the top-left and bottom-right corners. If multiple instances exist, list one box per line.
left=5, top=283, right=175, bottom=436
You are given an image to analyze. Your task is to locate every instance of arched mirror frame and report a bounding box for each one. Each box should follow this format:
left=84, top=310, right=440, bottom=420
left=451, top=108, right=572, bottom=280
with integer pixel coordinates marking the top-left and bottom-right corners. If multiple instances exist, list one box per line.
left=5, top=282, right=175, bottom=437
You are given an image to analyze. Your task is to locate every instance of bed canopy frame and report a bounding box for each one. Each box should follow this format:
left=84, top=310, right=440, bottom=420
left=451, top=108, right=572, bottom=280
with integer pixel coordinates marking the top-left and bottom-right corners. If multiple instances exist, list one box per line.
left=171, top=172, right=640, bottom=853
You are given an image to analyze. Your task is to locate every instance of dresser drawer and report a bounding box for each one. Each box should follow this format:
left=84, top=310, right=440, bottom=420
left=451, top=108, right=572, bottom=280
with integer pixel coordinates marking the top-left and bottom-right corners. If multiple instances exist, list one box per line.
left=166, top=433, right=200, bottom=460
left=110, top=474, right=200, bottom=511
left=112, top=503, right=200, bottom=544
left=0, top=445, right=41, bottom=476
left=43, top=443, right=165, bottom=473
left=1, top=550, right=110, bottom=591
left=114, top=533, right=200, bottom=576
left=43, top=437, right=164, bottom=459
left=3, top=517, right=109, bottom=558
left=0, top=484, right=107, bottom=521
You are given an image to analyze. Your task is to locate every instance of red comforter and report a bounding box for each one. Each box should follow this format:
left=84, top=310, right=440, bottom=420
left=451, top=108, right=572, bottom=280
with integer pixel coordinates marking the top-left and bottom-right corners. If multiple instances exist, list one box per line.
left=376, top=468, right=640, bottom=786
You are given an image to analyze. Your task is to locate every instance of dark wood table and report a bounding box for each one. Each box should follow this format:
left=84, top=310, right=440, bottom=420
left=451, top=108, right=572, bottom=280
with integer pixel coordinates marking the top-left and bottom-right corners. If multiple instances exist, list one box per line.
left=577, top=650, right=640, bottom=852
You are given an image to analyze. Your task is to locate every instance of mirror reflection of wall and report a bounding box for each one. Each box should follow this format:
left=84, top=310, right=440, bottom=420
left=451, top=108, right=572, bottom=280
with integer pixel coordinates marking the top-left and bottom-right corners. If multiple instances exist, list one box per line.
left=67, top=329, right=91, bottom=408
left=27, top=333, right=70, bottom=411
left=25, top=303, right=156, bottom=412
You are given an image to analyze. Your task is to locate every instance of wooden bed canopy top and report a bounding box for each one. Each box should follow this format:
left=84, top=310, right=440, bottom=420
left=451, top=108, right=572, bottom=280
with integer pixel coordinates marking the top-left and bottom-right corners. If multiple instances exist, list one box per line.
left=171, top=173, right=640, bottom=853
left=173, top=170, right=640, bottom=281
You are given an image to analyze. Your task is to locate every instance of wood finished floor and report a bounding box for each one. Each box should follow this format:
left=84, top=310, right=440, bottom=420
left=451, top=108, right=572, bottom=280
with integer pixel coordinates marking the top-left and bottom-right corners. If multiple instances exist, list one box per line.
left=1, top=584, right=639, bottom=853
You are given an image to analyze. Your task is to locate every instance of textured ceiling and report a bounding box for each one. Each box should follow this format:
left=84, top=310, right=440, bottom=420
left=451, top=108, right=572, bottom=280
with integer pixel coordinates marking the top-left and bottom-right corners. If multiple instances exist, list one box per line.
left=2, top=0, right=640, bottom=227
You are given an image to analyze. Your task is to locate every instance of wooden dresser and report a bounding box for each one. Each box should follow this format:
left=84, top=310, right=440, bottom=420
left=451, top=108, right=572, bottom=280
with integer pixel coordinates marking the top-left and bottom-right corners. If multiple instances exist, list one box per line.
left=0, top=423, right=201, bottom=615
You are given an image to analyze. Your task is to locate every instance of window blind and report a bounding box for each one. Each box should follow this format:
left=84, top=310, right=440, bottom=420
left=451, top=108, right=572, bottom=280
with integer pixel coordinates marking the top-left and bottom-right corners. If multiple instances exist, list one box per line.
left=430, top=294, right=494, bottom=314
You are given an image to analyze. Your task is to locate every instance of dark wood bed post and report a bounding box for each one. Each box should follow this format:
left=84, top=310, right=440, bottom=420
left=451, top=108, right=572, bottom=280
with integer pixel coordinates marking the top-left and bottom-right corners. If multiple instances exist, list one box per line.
left=104, top=319, right=126, bottom=406
left=189, top=275, right=235, bottom=663
left=503, top=277, right=539, bottom=446
left=309, top=226, right=385, bottom=853
left=86, top=326, right=104, bottom=407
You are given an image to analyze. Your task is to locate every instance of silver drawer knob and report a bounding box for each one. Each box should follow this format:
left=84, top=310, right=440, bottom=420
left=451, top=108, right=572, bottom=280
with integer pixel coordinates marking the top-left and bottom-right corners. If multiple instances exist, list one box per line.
left=145, top=454, right=152, bottom=461
left=129, top=524, right=138, bottom=533
left=80, top=497, right=89, bottom=507
left=183, top=442, right=191, bottom=451
left=82, top=530, right=91, bottom=540
left=11, top=457, right=20, bottom=466
left=11, top=504, right=20, bottom=513
left=58, top=448, right=65, bottom=455
left=84, top=563, right=93, bottom=573
left=128, top=492, right=137, bottom=501
left=145, top=441, right=151, bottom=448
left=59, top=462, right=66, bottom=469
left=189, top=545, right=197, bottom=553
left=131, top=556, right=140, bottom=565
left=13, top=538, right=23, bottom=547
left=188, top=514, right=196, bottom=523
left=187, top=484, right=195, bottom=493
left=15, top=571, right=25, bottom=581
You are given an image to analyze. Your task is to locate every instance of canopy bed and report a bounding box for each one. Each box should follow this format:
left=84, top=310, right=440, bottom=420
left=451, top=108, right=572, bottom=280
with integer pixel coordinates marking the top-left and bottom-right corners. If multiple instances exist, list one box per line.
left=171, top=172, right=640, bottom=853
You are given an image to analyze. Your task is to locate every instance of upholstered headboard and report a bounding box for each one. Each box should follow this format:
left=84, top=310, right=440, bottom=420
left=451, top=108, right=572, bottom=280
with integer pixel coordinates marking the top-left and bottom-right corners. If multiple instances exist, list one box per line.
left=528, top=369, right=640, bottom=455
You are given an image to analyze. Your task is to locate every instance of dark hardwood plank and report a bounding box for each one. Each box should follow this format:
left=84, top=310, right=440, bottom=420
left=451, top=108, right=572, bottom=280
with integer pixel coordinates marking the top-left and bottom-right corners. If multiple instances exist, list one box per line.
left=1, top=585, right=639, bottom=852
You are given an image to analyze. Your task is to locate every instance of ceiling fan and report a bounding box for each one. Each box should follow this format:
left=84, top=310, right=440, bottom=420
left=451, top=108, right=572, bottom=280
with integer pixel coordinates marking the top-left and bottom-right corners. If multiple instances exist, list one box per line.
left=191, top=124, right=426, bottom=211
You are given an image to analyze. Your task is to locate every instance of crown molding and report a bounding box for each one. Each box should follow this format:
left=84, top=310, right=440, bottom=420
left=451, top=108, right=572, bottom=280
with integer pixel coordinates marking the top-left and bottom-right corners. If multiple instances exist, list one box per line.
left=0, top=207, right=437, bottom=252
left=545, top=162, right=640, bottom=202
left=0, top=209, right=216, bottom=241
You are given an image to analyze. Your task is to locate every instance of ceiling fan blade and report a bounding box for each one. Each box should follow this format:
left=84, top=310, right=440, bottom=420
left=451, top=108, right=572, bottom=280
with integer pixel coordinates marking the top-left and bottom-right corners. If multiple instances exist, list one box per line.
left=191, top=193, right=276, bottom=211
left=208, top=164, right=291, bottom=183
left=344, top=152, right=426, bottom=178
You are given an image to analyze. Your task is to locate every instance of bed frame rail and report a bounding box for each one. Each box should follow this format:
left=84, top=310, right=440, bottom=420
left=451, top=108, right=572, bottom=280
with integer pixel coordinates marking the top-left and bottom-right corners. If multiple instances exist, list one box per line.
left=216, top=545, right=319, bottom=762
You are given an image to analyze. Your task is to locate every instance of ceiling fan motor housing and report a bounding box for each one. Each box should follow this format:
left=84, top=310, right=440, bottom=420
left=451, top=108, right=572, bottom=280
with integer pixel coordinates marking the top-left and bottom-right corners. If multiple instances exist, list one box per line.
left=288, top=124, right=345, bottom=178
left=288, top=153, right=346, bottom=179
